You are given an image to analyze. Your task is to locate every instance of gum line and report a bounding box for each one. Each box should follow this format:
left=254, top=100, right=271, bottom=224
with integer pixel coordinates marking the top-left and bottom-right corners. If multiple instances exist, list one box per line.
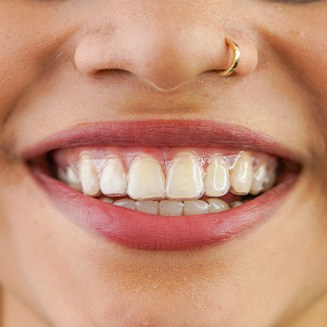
left=54, top=146, right=276, bottom=170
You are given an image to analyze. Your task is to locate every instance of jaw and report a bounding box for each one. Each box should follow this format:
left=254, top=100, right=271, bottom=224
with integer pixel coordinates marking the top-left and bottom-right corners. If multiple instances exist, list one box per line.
left=1, top=131, right=326, bottom=327
left=4, top=119, right=322, bottom=326
left=0, top=165, right=323, bottom=327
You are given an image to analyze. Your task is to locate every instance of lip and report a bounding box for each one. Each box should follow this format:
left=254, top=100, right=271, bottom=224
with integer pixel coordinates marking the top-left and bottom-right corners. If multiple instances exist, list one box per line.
left=33, top=169, right=295, bottom=250
left=23, top=120, right=302, bottom=163
left=25, top=120, right=300, bottom=250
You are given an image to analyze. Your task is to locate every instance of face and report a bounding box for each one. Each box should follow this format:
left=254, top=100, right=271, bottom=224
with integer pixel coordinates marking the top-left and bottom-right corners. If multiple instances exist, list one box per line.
left=0, top=0, right=326, bottom=326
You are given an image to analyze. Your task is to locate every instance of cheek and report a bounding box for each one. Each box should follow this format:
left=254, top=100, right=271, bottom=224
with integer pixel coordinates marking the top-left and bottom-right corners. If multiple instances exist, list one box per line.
left=0, top=3, right=73, bottom=125
left=0, top=10, right=39, bottom=122
left=257, top=4, right=327, bottom=177
left=278, top=26, right=327, bottom=103
left=259, top=5, right=327, bottom=103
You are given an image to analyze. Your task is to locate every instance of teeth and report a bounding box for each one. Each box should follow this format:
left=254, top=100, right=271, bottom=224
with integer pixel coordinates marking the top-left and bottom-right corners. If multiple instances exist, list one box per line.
left=184, top=200, right=209, bottom=216
left=58, top=168, right=67, bottom=183
left=263, top=168, right=277, bottom=191
left=230, top=152, right=254, bottom=195
left=205, top=155, right=230, bottom=197
left=100, top=158, right=127, bottom=196
left=78, top=155, right=100, bottom=196
left=99, top=197, right=114, bottom=204
left=113, top=198, right=136, bottom=210
left=159, top=200, right=183, bottom=216
left=166, top=152, right=204, bottom=200
left=127, top=155, right=166, bottom=200
left=207, top=199, right=230, bottom=213
left=135, top=200, right=159, bottom=215
left=111, top=199, right=231, bottom=216
left=250, top=164, right=267, bottom=195
left=60, top=149, right=278, bottom=215
left=66, top=167, right=82, bottom=191
left=230, top=201, right=243, bottom=208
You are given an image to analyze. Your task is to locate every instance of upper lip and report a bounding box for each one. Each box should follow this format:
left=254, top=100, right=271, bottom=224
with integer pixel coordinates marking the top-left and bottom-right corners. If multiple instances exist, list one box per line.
left=23, top=119, right=301, bottom=164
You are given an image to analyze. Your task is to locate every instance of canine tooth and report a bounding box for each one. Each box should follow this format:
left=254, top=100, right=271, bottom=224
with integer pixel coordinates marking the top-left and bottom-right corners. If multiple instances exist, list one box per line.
left=127, top=155, right=165, bottom=200
left=78, top=155, right=100, bottom=196
left=159, top=200, right=183, bottom=216
left=166, top=151, right=204, bottom=200
left=205, top=155, right=230, bottom=197
left=66, top=167, right=82, bottom=191
left=251, top=164, right=267, bottom=195
left=230, top=201, right=243, bottom=208
left=230, top=152, right=254, bottom=195
left=136, top=200, right=159, bottom=215
left=113, top=198, right=136, bottom=210
left=184, top=200, right=209, bottom=216
left=207, top=199, right=230, bottom=213
left=100, top=158, right=127, bottom=196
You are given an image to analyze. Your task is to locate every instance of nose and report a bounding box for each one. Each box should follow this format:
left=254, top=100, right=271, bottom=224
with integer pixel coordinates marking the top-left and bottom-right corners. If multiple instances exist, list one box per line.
left=74, top=5, right=258, bottom=91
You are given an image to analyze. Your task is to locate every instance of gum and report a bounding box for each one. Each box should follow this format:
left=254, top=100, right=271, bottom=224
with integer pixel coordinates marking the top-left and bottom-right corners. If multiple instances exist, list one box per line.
left=53, top=146, right=277, bottom=173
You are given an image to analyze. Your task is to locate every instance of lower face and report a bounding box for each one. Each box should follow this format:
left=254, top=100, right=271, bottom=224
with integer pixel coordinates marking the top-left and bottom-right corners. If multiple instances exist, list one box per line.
left=0, top=1, right=327, bottom=326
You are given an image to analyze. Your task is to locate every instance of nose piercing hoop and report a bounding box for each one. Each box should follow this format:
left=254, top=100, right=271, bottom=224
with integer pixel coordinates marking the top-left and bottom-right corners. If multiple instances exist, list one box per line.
left=217, top=38, right=241, bottom=77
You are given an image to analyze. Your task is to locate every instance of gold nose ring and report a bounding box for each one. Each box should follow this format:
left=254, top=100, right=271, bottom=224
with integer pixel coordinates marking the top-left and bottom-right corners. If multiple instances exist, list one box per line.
left=217, top=38, right=241, bottom=77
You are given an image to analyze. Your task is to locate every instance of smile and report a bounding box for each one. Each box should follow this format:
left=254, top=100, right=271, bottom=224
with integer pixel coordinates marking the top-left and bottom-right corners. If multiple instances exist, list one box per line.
left=25, top=120, right=301, bottom=250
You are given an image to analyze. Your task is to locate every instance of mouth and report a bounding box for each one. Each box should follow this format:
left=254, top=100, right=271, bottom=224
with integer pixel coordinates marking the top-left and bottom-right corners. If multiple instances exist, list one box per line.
left=25, top=120, right=301, bottom=250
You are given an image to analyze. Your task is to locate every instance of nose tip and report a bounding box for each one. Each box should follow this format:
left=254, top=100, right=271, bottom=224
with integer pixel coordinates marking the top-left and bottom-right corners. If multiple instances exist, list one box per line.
left=74, top=20, right=257, bottom=91
left=126, top=29, right=228, bottom=91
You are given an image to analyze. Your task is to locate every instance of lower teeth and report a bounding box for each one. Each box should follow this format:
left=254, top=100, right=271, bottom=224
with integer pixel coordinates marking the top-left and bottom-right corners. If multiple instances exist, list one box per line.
left=99, top=197, right=245, bottom=216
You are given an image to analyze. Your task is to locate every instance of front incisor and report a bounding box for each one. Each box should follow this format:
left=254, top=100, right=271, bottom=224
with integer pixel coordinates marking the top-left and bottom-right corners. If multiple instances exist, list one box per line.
left=205, top=155, right=230, bottom=197
left=159, top=200, right=183, bottom=216
left=135, top=200, right=159, bottom=215
left=230, top=152, right=254, bottom=195
left=127, top=155, right=166, bottom=200
left=166, top=151, right=204, bottom=199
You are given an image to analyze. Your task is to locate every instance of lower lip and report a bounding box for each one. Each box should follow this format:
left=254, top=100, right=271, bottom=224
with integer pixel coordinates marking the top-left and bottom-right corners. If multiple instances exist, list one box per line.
left=33, top=170, right=295, bottom=251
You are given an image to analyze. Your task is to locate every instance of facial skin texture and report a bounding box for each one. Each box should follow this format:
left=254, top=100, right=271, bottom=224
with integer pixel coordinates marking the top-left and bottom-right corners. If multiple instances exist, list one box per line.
left=0, top=0, right=327, bottom=326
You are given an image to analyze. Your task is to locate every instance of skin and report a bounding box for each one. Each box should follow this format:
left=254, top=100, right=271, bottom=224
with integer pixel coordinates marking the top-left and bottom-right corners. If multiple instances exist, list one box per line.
left=0, top=0, right=326, bottom=326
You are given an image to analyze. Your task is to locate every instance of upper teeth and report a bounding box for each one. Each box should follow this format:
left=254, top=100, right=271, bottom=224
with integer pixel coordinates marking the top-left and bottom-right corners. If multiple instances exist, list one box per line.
left=127, top=155, right=166, bottom=200
left=204, top=154, right=230, bottom=197
left=58, top=150, right=276, bottom=201
left=100, top=157, right=127, bottom=196
left=230, top=152, right=254, bottom=195
left=78, top=154, right=100, bottom=196
left=166, top=151, right=204, bottom=200
left=250, top=163, right=268, bottom=195
left=65, top=166, right=81, bottom=191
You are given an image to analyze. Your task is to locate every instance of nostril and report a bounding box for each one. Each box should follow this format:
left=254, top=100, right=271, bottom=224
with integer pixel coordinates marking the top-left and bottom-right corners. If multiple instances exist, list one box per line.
left=74, top=16, right=258, bottom=90
left=74, top=32, right=122, bottom=74
left=97, top=68, right=131, bottom=78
